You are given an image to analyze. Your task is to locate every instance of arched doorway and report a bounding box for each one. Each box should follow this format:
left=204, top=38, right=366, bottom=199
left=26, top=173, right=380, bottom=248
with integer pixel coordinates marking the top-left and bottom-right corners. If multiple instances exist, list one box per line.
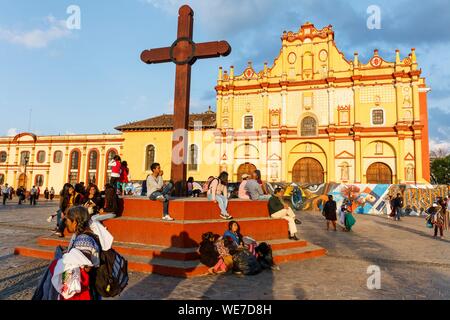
left=292, top=158, right=324, bottom=184
left=236, top=163, right=256, bottom=182
left=366, top=162, right=392, bottom=184
left=18, top=173, right=27, bottom=188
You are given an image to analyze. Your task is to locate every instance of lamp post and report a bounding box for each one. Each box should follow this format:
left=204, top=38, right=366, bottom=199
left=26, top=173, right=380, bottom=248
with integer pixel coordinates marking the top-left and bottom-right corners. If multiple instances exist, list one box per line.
left=24, top=154, right=29, bottom=189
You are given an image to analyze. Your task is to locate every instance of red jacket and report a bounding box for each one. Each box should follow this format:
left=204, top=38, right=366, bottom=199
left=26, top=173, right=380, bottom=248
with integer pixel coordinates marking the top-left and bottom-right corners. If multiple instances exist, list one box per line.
left=120, top=166, right=129, bottom=183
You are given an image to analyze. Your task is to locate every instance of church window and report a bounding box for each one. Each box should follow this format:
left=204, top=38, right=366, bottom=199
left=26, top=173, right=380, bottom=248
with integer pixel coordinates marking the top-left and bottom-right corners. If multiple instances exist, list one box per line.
left=301, top=117, right=317, bottom=136
left=53, top=151, right=63, bottom=163
left=20, top=151, right=30, bottom=165
left=0, top=151, right=6, bottom=163
left=146, top=145, right=155, bottom=171
left=69, top=150, right=80, bottom=185
left=35, top=175, right=44, bottom=187
left=188, top=144, right=198, bottom=171
left=87, top=150, right=98, bottom=184
left=244, top=115, right=254, bottom=130
left=371, top=109, right=384, bottom=125
left=37, top=151, right=46, bottom=163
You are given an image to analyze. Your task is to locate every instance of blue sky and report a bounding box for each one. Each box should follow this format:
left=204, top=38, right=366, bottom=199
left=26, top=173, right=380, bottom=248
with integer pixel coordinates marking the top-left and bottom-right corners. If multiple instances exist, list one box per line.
left=0, top=0, right=449, bottom=151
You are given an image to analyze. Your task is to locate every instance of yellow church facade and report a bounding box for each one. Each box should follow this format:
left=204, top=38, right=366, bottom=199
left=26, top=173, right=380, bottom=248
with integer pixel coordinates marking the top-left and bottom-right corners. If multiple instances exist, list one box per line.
left=214, top=23, right=430, bottom=184
left=0, top=23, right=431, bottom=189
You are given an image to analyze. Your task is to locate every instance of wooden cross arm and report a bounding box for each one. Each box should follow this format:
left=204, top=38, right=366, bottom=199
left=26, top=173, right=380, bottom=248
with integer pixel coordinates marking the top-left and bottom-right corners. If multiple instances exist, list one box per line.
left=194, top=41, right=232, bottom=60
left=141, top=47, right=171, bottom=64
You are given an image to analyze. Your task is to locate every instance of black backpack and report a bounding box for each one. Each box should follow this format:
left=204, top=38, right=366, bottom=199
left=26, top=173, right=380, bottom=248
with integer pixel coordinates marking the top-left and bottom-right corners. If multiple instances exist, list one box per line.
left=232, top=249, right=262, bottom=275
left=86, top=233, right=129, bottom=297
left=255, top=242, right=274, bottom=270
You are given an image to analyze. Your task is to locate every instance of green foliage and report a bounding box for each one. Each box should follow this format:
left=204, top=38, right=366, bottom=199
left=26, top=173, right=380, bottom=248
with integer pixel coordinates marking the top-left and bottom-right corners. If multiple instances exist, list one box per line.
left=431, top=155, right=450, bottom=185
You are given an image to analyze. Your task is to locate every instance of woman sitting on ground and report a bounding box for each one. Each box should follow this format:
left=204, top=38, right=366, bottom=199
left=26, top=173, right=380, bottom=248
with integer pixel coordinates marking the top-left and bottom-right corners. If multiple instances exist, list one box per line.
left=223, top=221, right=244, bottom=247
left=91, top=184, right=119, bottom=222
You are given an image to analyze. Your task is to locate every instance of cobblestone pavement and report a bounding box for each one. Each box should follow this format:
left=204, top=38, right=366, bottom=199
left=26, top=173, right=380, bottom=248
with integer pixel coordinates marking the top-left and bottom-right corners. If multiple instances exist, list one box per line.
left=1, top=199, right=450, bottom=300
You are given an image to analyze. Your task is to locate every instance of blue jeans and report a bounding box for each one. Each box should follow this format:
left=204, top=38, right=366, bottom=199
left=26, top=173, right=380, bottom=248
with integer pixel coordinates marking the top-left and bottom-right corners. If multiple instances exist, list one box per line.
left=208, top=194, right=229, bottom=216
left=149, top=183, right=173, bottom=216
left=91, top=213, right=116, bottom=222
left=396, top=207, right=403, bottom=220
left=56, top=209, right=62, bottom=227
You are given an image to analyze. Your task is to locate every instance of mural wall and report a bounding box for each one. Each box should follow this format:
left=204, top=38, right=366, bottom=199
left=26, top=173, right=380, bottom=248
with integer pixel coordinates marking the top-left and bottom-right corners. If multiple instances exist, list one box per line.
left=294, top=183, right=449, bottom=215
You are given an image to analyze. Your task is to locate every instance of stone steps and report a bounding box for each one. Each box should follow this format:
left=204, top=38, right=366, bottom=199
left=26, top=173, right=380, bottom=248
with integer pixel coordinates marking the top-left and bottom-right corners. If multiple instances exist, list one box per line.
left=14, top=198, right=326, bottom=277
left=14, top=241, right=325, bottom=277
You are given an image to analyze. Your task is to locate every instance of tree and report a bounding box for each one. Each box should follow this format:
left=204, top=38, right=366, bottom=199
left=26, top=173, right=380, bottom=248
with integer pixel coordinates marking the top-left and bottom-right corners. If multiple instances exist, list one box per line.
left=430, top=155, right=450, bottom=185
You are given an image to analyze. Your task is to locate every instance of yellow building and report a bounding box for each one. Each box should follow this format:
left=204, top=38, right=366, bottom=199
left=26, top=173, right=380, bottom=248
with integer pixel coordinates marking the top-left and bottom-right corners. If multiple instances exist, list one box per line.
left=214, top=22, right=430, bottom=184
left=0, top=132, right=123, bottom=191
left=0, top=23, right=432, bottom=187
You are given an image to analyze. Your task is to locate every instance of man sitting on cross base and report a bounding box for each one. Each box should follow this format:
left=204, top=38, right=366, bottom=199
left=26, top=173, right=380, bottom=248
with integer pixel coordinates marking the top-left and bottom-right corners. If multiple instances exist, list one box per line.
left=268, top=187, right=301, bottom=241
left=147, top=162, right=175, bottom=221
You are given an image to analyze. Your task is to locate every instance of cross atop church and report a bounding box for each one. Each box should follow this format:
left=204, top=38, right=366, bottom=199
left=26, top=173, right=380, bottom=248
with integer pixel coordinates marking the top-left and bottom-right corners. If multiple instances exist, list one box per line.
left=140, top=5, right=231, bottom=196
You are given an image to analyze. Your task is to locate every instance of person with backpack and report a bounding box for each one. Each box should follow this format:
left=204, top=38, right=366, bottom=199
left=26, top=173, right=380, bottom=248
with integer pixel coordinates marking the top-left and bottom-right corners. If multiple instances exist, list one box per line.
left=268, top=187, right=301, bottom=240
left=207, top=172, right=233, bottom=220
left=147, top=162, right=174, bottom=221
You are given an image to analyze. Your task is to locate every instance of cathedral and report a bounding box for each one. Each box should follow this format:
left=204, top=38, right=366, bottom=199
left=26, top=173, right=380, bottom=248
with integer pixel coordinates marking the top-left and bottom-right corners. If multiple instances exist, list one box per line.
left=0, top=23, right=431, bottom=191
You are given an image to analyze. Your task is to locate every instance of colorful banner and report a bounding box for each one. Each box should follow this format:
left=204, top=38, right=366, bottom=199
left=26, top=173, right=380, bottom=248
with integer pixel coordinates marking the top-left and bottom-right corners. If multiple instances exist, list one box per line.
left=295, top=183, right=449, bottom=215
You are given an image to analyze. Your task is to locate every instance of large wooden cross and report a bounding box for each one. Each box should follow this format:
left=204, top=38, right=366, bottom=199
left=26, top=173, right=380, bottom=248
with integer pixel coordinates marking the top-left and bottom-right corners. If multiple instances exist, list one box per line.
left=140, top=5, right=231, bottom=196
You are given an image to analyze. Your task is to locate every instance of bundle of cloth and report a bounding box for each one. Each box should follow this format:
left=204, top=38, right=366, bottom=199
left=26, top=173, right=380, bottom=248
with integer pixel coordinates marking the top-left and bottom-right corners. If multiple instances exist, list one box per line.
left=32, top=220, right=113, bottom=300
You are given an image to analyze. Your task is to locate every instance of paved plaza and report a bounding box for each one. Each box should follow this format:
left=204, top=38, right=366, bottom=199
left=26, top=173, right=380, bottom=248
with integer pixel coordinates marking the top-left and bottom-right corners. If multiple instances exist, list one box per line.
left=0, top=199, right=449, bottom=300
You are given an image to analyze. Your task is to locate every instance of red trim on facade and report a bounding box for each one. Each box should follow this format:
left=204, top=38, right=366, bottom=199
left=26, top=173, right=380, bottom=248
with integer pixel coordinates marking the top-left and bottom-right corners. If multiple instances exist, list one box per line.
left=419, top=91, right=431, bottom=182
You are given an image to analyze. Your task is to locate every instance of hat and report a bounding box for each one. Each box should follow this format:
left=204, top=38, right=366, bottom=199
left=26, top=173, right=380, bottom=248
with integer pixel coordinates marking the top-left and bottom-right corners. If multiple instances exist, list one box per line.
left=241, top=174, right=250, bottom=179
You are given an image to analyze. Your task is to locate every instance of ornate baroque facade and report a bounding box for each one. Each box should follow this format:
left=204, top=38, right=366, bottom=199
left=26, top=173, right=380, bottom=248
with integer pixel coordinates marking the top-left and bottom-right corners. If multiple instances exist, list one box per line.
left=215, top=22, right=430, bottom=184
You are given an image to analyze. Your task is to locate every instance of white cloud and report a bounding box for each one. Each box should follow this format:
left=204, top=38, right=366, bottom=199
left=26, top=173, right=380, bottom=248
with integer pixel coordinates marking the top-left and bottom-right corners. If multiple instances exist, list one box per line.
left=430, top=139, right=450, bottom=153
left=6, top=128, right=18, bottom=136
left=0, top=15, right=71, bottom=49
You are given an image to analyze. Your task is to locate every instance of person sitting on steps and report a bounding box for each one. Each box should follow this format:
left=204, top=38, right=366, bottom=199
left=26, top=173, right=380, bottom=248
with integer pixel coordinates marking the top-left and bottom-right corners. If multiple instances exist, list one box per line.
left=147, top=162, right=174, bottom=221
left=268, top=187, right=301, bottom=241
left=207, top=172, right=233, bottom=220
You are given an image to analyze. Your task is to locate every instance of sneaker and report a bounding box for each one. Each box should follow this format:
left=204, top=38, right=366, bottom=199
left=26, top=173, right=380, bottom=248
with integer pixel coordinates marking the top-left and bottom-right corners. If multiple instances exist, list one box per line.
left=271, top=265, right=280, bottom=271
left=156, top=195, right=165, bottom=201
left=289, top=234, right=300, bottom=241
left=162, top=215, right=174, bottom=221
left=220, top=214, right=232, bottom=220
left=294, top=219, right=301, bottom=225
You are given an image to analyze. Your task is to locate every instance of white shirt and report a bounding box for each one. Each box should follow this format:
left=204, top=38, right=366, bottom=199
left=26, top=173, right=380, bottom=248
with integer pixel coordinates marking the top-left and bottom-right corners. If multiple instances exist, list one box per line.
left=146, top=174, right=163, bottom=196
